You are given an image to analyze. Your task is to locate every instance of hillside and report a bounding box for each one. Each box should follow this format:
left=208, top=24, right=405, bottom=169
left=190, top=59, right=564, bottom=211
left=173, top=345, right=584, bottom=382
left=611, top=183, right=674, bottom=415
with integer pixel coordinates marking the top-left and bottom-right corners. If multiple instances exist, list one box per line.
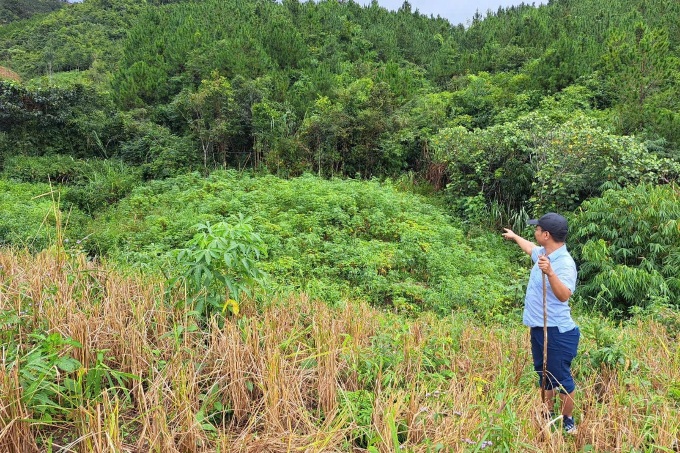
left=1, top=0, right=679, bottom=176
left=0, top=0, right=67, bottom=24
left=1, top=0, right=679, bottom=310
left=1, top=1, right=680, bottom=450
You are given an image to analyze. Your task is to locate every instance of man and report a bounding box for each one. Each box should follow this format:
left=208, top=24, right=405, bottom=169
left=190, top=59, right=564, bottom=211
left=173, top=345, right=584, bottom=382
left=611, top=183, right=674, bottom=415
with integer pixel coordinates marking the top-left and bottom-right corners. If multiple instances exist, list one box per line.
left=502, top=212, right=580, bottom=435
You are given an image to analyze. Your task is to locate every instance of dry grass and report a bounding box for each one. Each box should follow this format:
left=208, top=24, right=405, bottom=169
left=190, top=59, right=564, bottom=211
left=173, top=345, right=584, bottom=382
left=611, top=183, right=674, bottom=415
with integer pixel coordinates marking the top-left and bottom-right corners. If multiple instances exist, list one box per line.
left=0, top=248, right=678, bottom=452
left=0, top=66, right=21, bottom=82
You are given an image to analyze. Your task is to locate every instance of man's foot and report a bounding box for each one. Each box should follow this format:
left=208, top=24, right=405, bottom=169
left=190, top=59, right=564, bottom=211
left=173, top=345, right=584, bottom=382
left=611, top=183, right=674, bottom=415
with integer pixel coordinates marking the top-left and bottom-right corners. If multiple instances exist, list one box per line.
left=563, top=416, right=577, bottom=435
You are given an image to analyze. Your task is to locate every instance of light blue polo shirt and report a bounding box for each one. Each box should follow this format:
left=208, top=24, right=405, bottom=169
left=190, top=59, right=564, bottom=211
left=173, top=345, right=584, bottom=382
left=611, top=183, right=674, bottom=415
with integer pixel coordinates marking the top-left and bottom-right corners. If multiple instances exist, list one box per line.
left=523, top=245, right=577, bottom=333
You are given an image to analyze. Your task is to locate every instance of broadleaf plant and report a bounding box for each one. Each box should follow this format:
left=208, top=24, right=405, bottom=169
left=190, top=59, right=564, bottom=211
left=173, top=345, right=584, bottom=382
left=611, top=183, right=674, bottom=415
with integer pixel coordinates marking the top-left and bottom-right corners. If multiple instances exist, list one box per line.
left=172, top=215, right=268, bottom=317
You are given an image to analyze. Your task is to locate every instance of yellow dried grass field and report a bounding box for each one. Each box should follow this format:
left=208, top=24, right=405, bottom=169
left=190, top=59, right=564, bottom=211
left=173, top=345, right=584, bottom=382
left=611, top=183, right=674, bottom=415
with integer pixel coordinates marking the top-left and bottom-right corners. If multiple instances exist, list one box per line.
left=0, top=249, right=678, bottom=452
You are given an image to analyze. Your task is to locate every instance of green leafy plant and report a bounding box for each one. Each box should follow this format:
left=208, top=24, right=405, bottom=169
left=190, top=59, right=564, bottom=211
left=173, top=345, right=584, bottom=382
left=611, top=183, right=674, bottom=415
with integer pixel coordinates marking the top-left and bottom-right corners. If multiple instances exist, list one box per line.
left=63, top=160, right=142, bottom=215
left=2, top=155, right=89, bottom=184
left=338, top=389, right=378, bottom=449
left=62, top=350, right=137, bottom=409
left=669, top=382, right=680, bottom=403
left=7, top=332, right=137, bottom=423
left=0, top=180, right=88, bottom=251
left=171, top=215, right=268, bottom=317
left=571, top=183, right=680, bottom=315
left=118, top=115, right=197, bottom=179
left=90, top=171, right=518, bottom=314
left=12, top=332, right=82, bottom=422
left=579, top=317, right=638, bottom=373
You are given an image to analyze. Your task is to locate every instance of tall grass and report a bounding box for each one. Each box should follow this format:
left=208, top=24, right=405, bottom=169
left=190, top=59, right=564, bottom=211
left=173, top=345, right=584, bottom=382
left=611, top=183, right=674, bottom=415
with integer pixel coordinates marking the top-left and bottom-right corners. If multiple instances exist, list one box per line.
left=0, top=249, right=678, bottom=452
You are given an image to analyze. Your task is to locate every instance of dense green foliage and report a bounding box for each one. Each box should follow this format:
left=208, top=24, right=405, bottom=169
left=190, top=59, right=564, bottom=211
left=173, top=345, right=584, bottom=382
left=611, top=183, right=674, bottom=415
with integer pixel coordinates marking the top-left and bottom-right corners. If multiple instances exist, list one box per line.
left=0, top=179, right=87, bottom=250
left=0, top=0, right=144, bottom=76
left=83, top=171, right=520, bottom=315
left=0, top=0, right=67, bottom=25
left=3, top=155, right=141, bottom=214
left=2, top=0, right=679, bottom=189
left=433, top=88, right=680, bottom=215
left=2, top=3, right=680, bottom=450
left=172, top=216, right=268, bottom=317
left=571, top=184, right=680, bottom=315
left=0, top=169, right=522, bottom=315
left=0, top=80, right=114, bottom=159
left=1, top=0, right=680, bottom=316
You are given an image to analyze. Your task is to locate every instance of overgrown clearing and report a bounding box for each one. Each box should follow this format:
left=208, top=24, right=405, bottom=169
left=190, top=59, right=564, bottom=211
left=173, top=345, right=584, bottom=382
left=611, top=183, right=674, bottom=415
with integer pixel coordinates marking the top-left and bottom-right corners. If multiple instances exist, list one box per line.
left=1, top=250, right=678, bottom=452
left=2, top=0, right=680, bottom=450
left=1, top=171, right=523, bottom=316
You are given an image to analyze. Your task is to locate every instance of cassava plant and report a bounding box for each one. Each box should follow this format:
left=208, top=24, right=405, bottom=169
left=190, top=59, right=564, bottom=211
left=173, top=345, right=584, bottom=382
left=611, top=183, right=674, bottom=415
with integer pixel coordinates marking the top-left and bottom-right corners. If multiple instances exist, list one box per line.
left=171, top=215, right=268, bottom=317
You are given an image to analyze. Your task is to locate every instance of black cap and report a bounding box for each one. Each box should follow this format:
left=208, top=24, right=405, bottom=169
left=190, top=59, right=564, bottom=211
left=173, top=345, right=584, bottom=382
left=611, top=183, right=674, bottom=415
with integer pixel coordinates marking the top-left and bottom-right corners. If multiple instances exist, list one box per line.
left=528, top=212, right=568, bottom=242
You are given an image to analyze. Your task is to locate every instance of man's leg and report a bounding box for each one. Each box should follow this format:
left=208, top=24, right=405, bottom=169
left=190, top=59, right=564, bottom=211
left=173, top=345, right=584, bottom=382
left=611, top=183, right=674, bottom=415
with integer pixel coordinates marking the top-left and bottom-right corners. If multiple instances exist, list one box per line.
left=559, top=391, right=575, bottom=417
left=532, top=328, right=557, bottom=414
left=540, top=389, right=575, bottom=416
left=541, top=388, right=557, bottom=414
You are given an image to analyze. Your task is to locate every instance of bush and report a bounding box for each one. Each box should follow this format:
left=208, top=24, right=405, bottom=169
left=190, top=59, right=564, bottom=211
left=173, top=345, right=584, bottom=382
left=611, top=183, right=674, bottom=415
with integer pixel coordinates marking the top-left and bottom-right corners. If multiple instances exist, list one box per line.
left=1, top=156, right=142, bottom=215
left=0, top=180, right=88, bottom=251
left=88, top=171, right=519, bottom=313
left=432, top=89, right=680, bottom=217
left=0, top=80, right=114, bottom=158
left=571, top=183, right=680, bottom=316
left=62, top=160, right=142, bottom=215
left=117, top=114, right=198, bottom=179
left=2, top=155, right=90, bottom=184
left=170, top=216, right=268, bottom=318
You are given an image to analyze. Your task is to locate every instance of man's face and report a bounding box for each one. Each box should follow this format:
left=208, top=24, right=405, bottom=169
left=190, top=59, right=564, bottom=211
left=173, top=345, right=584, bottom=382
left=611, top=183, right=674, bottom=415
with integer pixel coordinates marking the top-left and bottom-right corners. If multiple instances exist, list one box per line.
left=534, top=226, right=549, bottom=245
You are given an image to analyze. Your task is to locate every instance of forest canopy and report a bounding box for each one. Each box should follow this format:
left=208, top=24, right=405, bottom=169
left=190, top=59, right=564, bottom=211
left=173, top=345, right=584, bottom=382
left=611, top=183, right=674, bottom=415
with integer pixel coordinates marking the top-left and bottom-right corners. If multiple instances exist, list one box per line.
left=1, top=0, right=679, bottom=312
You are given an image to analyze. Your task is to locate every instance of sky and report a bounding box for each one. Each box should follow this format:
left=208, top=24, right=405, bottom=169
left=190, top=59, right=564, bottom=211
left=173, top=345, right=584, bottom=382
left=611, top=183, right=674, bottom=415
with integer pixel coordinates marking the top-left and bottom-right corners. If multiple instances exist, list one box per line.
left=356, top=0, right=548, bottom=26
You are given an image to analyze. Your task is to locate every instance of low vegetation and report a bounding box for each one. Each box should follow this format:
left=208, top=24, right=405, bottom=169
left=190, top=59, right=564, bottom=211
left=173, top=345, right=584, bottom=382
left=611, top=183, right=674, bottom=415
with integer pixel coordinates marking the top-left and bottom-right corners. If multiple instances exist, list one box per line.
left=1, top=249, right=678, bottom=452
left=0, top=169, right=522, bottom=316
left=2, top=0, right=680, bottom=450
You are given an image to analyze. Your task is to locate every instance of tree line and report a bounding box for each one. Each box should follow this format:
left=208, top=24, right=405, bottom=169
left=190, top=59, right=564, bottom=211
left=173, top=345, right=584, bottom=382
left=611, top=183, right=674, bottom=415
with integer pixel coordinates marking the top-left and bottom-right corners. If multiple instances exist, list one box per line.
left=1, top=0, right=680, bottom=313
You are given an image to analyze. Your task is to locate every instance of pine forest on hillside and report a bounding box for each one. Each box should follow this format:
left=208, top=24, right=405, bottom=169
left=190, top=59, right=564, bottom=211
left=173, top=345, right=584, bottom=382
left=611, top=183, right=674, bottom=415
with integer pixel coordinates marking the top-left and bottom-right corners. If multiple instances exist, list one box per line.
left=0, top=0, right=679, bottom=451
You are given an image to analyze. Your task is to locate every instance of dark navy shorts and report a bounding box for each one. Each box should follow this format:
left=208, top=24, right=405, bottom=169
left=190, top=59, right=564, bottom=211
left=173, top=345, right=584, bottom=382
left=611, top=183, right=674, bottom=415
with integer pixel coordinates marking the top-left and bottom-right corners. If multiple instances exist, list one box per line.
left=530, top=326, right=580, bottom=394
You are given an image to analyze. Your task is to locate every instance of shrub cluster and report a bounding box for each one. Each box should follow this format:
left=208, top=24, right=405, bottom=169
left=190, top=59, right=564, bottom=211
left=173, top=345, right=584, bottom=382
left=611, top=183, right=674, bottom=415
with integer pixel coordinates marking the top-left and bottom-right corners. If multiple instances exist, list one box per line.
left=2, top=156, right=142, bottom=215
left=86, top=171, right=520, bottom=314
left=0, top=179, right=88, bottom=251
left=571, top=183, right=680, bottom=316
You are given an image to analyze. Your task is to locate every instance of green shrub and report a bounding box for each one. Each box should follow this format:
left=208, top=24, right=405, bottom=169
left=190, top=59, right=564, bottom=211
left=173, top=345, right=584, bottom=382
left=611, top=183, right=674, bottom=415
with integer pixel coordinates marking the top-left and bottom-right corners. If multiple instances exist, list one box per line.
left=0, top=180, right=88, bottom=251
left=8, top=332, right=83, bottom=422
left=2, top=156, right=143, bottom=215
left=170, top=216, right=268, bottom=318
left=3, top=327, right=136, bottom=423
left=62, top=160, right=142, bottom=215
left=578, top=316, right=639, bottom=373
left=338, top=389, right=378, bottom=449
left=432, top=90, right=680, bottom=217
left=628, top=299, right=680, bottom=339
left=571, top=184, right=680, bottom=316
left=0, top=80, right=113, bottom=158
left=88, top=171, right=519, bottom=313
left=2, top=155, right=90, bottom=184
left=531, top=116, right=680, bottom=213
left=117, top=115, right=198, bottom=179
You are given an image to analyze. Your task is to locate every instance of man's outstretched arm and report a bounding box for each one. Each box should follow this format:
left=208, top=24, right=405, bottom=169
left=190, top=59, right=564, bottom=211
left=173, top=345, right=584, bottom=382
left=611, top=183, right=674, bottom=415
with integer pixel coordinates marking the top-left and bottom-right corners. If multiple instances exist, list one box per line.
left=502, top=228, right=536, bottom=256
